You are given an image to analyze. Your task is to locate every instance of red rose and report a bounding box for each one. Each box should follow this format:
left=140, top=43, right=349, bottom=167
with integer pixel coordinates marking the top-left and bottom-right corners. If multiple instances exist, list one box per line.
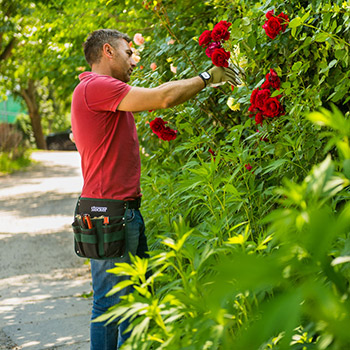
left=211, top=48, right=230, bottom=67
left=217, top=20, right=232, bottom=29
left=150, top=117, right=167, bottom=135
left=261, top=80, right=271, bottom=89
left=265, top=68, right=281, bottom=89
left=262, top=16, right=282, bottom=39
left=198, top=30, right=212, bottom=47
left=250, top=88, right=259, bottom=108
left=262, top=97, right=283, bottom=117
left=266, top=10, right=274, bottom=19
left=255, top=89, right=271, bottom=110
left=255, top=112, right=263, bottom=126
left=212, top=21, right=231, bottom=41
left=205, top=41, right=222, bottom=58
left=209, top=148, right=216, bottom=157
left=159, top=126, right=177, bottom=141
left=245, top=164, right=253, bottom=171
left=277, top=12, right=289, bottom=31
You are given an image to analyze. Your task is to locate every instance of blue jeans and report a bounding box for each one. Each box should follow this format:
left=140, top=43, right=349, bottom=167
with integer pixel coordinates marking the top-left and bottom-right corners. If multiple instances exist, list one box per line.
left=90, top=209, right=148, bottom=350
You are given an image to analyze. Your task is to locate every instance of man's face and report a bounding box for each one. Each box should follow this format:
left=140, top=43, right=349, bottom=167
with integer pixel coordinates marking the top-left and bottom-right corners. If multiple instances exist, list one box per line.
left=109, top=39, right=136, bottom=82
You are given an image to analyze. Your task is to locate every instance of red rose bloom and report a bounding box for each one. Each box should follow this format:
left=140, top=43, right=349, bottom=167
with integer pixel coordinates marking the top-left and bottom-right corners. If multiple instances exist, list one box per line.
left=159, top=126, right=177, bottom=141
left=212, top=21, right=231, bottom=41
left=250, top=88, right=259, bottom=107
left=262, top=97, right=283, bottom=117
left=248, top=67, right=285, bottom=127
left=266, top=10, right=274, bottom=19
left=217, top=20, right=232, bottom=29
left=261, top=80, right=271, bottom=89
left=150, top=117, right=167, bottom=135
left=205, top=41, right=222, bottom=58
left=198, top=30, right=212, bottom=47
left=262, top=16, right=282, bottom=39
left=266, top=68, right=281, bottom=89
left=211, top=48, right=230, bottom=67
left=255, top=112, right=263, bottom=126
left=255, top=89, right=271, bottom=110
left=277, top=12, right=289, bottom=31
left=245, top=164, right=253, bottom=171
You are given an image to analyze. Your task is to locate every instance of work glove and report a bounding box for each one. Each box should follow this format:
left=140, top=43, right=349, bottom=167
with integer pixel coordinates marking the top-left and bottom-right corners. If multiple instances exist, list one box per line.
left=199, top=63, right=245, bottom=87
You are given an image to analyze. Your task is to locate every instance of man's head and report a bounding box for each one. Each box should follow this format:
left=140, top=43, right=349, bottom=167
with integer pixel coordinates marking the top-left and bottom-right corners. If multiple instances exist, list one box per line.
left=83, top=29, right=136, bottom=82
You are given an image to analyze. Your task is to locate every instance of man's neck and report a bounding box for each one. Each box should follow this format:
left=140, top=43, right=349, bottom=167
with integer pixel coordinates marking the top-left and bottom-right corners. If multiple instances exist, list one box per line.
left=91, top=63, right=111, bottom=77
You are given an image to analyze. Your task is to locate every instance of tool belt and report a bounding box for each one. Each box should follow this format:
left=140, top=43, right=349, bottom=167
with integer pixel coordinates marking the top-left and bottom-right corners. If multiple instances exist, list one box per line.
left=71, top=197, right=141, bottom=260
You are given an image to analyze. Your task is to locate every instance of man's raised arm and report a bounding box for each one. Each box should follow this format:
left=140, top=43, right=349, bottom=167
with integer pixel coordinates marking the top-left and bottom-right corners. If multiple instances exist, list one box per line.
left=117, top=65, right=242, bottom=112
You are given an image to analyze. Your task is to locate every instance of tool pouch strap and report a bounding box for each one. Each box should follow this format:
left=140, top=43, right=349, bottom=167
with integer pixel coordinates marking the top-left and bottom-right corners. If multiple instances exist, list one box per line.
left=71, top=197, right=141, bottom=260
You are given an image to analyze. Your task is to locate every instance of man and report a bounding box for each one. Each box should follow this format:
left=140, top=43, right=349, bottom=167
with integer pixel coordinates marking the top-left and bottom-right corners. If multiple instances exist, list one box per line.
left=71, top=29, right=242, bottom=350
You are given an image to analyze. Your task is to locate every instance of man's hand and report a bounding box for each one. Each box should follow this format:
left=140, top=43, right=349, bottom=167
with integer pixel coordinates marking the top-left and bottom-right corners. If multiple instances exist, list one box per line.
left=201, top=64, right=245, bottom=87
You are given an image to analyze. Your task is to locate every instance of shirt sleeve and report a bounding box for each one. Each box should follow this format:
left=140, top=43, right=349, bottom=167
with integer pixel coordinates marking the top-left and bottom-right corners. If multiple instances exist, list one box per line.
left=84, top=75, right=131, bottom=112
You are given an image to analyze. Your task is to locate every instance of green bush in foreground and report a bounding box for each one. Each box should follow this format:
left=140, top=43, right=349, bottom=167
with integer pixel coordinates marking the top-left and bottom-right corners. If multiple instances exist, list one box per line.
left=98, top=107, right=350, bottom=349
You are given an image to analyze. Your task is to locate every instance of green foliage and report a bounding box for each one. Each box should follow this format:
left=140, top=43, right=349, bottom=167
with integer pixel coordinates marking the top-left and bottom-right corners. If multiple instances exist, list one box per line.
left=101, top=108, right=350, bottom=349
left=88, top=1, right=350, bottom=349
left=0, top=150, right=31, bottom=174
left=0, top=122, right=31, bottom=173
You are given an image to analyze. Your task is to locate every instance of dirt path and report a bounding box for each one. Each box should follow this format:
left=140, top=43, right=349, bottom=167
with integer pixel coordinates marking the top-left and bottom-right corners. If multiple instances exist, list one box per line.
left=0, top=151, right=91, bottom=350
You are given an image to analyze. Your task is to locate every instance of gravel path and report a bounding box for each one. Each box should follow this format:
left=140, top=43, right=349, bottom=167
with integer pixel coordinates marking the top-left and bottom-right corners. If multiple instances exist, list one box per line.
left=0, top=151, right=92, bottom=350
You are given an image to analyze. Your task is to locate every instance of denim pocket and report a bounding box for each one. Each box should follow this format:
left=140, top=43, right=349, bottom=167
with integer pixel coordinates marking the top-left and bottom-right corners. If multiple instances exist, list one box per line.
left=125, top=209, right=135, bottom=223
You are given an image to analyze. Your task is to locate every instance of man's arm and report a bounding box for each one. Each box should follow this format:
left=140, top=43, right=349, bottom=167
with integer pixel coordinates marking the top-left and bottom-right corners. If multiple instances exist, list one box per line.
left=117, top=65, right=243, bottom=112
left=117, top=76, right=205, bottom=112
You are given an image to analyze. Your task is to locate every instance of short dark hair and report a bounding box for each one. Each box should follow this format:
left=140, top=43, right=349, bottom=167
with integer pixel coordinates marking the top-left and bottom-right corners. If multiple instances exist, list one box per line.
left=83, top=29, right=131, bottom=67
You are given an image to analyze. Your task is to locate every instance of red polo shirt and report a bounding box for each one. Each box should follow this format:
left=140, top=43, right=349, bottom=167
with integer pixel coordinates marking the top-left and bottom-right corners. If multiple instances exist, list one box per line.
left=71, top=72, right=141, bottom=200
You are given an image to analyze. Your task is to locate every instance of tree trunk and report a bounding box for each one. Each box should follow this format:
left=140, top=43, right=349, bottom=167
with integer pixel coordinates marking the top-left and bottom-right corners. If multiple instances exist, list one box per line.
left=0, top=37, right=17, bottom=61
left=20, top=80, right=46, bottom=150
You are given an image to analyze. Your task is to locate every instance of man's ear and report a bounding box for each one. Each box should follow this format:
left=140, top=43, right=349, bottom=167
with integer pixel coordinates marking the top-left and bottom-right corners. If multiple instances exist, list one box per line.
left=103, top=43, right=113, bottom=59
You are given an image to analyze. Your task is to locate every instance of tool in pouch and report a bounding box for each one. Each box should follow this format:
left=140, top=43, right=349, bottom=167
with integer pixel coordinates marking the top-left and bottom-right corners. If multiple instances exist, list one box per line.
left=71, top=197, right=140, bottom=259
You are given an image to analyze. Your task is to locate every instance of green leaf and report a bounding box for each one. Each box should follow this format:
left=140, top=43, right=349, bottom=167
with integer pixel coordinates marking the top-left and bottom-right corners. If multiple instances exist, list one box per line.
left=343, top=159, right=350, bottom=179
left=271, top=89, right=283, bottom=97
left=106, top=280, right=135, bottom=296
left=289, top=17, right=303, bottom=28
left=292, top=61, right=302, bottom=71
left=328, top=59, right=338, bottom=69
left=263, top=159, right=288, bottom=174
left=315, top=32, right=329, bottom=42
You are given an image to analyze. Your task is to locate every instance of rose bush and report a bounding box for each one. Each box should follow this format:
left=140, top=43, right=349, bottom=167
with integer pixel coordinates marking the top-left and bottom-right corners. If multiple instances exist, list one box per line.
left=89, top=1, right=350, bottom=349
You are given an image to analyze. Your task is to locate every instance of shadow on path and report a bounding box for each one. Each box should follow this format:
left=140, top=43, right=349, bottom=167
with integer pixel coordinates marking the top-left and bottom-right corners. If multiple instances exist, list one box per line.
left=0, top=151, right=91, bottom=350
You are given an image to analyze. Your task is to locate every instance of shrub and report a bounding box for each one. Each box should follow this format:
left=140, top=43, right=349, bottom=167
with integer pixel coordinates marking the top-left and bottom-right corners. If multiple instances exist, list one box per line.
left=0, top=123, right=31, bottom=173
left=92, top=0, right=350, bottom=348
